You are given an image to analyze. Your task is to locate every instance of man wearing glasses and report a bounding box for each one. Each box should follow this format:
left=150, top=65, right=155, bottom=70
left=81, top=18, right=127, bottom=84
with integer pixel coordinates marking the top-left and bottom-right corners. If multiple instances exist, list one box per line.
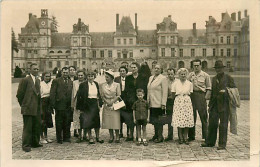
left=17, top=63, right=42, bottom=152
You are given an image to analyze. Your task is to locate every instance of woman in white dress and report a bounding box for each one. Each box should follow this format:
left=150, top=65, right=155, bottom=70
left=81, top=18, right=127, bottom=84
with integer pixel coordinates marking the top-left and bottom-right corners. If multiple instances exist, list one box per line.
left=172, top=68, right=194, bottom=145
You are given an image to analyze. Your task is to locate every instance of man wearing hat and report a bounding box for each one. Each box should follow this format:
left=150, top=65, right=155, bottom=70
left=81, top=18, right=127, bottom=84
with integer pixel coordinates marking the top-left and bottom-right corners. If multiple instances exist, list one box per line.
left=201, top=60, right=236, bottom=150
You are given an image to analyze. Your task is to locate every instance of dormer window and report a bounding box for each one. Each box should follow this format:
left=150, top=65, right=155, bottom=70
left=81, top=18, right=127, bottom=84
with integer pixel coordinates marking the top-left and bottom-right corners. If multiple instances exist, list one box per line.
left=49, top=50, right=54, bottom=53
left=58, top=50, right=62, bottom=53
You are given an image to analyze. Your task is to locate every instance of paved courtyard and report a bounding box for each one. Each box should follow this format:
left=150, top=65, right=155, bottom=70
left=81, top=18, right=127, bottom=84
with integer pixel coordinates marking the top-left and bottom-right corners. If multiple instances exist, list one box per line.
left=12, top=80, right=250, bottom=161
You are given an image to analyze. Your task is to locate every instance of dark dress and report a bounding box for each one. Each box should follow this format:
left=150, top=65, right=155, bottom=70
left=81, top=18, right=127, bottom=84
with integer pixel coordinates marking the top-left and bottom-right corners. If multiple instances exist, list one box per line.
left=76, top=81, right=103, bottom=129
left=41, top=97, right=53, bottom=128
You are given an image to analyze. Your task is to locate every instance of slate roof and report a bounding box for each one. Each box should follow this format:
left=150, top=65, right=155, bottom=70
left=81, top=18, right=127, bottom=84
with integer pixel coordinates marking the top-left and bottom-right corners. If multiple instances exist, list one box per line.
left=137, top=30, right=157, bottom=45
left=90, top=32, right=114, bottom=47
left=21, top=15, right=40, bottom=34
left=218, top=12, right=241, bottom=32
left=51, top=33, right=71, bottom=47
left=178, top=29, right=206, bottom=44
left=116, top=16, right=136, bottom=35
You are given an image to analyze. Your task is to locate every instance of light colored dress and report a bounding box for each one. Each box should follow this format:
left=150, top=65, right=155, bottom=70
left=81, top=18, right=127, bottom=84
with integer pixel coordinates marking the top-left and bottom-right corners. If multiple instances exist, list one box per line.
left=71, top=80, right=83, bottom=129
left=100, top=82, right=121, bottom=129
left=171, top=79, right=194, bottom=128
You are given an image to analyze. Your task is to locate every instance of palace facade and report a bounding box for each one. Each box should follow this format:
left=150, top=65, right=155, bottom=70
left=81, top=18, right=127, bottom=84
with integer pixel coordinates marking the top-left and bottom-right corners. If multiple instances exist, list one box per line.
left=13, top=9, right=250, bottom=72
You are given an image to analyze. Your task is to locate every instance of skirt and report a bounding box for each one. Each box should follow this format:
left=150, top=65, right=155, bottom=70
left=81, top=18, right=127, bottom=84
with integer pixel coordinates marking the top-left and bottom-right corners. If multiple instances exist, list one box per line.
left=102, top=105, right=120, bottom=129
left=172, top=95, right=194, bottom=128
left=41, top=97, right=53, bottom=128
left=73, top=108, right=81, bottom=129
left=80, top=99, right=101, bottom=129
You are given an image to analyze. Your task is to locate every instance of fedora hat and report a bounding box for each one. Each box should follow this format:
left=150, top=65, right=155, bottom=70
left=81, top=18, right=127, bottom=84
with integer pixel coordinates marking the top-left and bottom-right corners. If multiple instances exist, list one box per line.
left=213, top=60, right=226, bottom=68
left=105, top=69, right=114, bottom=78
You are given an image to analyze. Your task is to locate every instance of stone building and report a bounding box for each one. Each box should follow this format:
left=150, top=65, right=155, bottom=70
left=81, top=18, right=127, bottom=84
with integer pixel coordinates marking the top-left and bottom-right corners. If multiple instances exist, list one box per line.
left=13, top=9, right=250, bottom=73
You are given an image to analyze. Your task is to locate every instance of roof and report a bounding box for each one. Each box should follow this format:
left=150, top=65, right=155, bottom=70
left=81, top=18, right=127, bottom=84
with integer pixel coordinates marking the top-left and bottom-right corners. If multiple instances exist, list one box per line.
left=22, top=15, right=40, bottom=34
left=116, top=16, right=136, bottom=35
left=218, top=12, right=241, bottom=32
left=157, top=16, right=177, bottom=32
left=90, top=32, right=114, bottom=47
left=137, top=30, right=157, bottom=45
left=178, top=29, right=206, bottom=44
left=51, top=33, right=71, bottom=47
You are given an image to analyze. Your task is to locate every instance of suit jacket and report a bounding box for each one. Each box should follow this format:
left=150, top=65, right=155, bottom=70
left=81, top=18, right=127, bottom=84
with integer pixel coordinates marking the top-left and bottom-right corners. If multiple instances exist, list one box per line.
left=50, top=77, right=73, bottom=110
left=147, top=74, right=168, bottom=108
left=114, top=76, right=127, bottom=101
left=125, top=74, right=148, bottom=109
left=16, top=75, right=41, bottom=116
left=209, top=73, right=236, bottom=113
left=76, top=81, right=103, bottom=111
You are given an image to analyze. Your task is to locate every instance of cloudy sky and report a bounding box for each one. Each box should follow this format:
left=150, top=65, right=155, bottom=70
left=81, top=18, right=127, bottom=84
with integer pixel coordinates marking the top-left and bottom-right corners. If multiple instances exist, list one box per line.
left=6, top=0, right=252, bottom=35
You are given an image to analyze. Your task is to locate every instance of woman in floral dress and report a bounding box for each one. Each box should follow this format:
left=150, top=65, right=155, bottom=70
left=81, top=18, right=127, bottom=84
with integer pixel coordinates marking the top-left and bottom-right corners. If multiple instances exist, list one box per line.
left=172, top=68, right=194, bottom=144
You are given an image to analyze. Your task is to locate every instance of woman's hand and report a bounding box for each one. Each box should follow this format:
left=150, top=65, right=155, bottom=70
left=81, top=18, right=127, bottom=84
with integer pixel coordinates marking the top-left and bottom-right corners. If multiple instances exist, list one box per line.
left=161, top=105, right=166, bottom=110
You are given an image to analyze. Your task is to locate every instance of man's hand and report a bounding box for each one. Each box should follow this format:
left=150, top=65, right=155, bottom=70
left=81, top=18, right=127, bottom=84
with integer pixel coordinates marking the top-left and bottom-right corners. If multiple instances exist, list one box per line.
left=219, top=89, right=226, bottom=93
left=161, top=105, right=166, bottom=110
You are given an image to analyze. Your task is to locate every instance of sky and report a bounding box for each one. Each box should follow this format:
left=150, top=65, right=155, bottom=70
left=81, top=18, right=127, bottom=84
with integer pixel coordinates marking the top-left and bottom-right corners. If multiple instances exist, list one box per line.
left=7, top=0, right=252, bottom=35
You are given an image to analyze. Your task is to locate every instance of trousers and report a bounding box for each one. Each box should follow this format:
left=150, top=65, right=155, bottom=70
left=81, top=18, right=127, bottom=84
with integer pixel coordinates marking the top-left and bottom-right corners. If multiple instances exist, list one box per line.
left=55, top=109, right=71, bottom=141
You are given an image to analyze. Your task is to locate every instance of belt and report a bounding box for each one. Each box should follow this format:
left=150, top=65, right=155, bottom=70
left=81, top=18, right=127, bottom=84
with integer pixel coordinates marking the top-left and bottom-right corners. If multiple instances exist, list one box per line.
left=193, top=90, right=205, bottom=93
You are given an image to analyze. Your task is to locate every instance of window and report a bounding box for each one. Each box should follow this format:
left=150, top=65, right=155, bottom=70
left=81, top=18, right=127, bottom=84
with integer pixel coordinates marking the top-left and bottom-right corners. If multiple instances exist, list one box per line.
left=58, top=50, right=62, bottom=53
left=73, top=37, right=77, bottom=43
left=34, top=50, right=37, bottom=54
left=117, top=52, right=121, bottom=58
left=49, top=50, right=54, bottom=53
left=234, top=36, right=237, bottom=44
left=48, top=61, right=52, bottom=68
left=73, top=49, right=77, bottom=54
left=92, top=50, right=96, bottom=58
left=179, top=49, right=183, bottom=57
left=213, top=48, right=216, bottom=56
left=21, top=38, right=25, bottom=43
left=129, top=38, right=133, bottom=44
left=221, top=49, right=224, bottom=57
left=73, top=61, right=77, bottom=67
left=124, top=39, right=127, bottom=45
left=117, top=39, right=121, bottom=44
left=140, top=50, right=144, bottom=53
left=28, top=38, right=31, bottom=43
left=227, top=48, right=231, bottom=57
left=82, top=49, right=86, bottom=58
left=82, top=37, right=86, bottom=46
left=123, top=54, right=127, bottom=59
left=161, top=36, right=166, bottom=44
left=27, top=50, right=32, bottom=54
left=161, top=48, right=165, bottom=57
left=212, top=38, right=215, bottom=43
left=227, top=61, right=231, bottom=68
left=203, top=48, right=206, bottom=57
left=66, top=50, right=70, bottom=53
left=170, top=36, right=175, bottom=44
left=82, top=61, right=86, bottom=65
left=65, top=61, right=69, bottom=65
left=100, top=50, right=104, bottom=58
left=108, top=50, right=112, bottom=58
left=57, top=61, right=61, bottom=68
left=227, top=36, right=230, bottom=44
left=220, top=37, right=223, bottom=43
left=152, top=49, right=156, bottom=53
left=171, top=48, right=175, bottom=57
left=191, top=49, right=195, bottom=57
left=129, top=52, right=133, bottom=58
left=34, top=38, right=37, bottom=43
left=234, top=49, right=237, bottom=57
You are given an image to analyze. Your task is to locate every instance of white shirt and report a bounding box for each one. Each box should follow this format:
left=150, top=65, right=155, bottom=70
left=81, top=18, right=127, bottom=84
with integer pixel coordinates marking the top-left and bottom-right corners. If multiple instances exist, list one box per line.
left=40, top=80, right=53, bottom=98
left=171, top=79, right=193, bottom=95
left=30, top=74, right=36, bottom=84
left=88, top=82, right=98, bottom=98
left=121, top=77, right=126, bottom=91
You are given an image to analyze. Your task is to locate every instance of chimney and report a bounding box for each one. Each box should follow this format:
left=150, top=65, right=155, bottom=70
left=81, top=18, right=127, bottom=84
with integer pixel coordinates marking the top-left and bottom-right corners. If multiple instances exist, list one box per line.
left=116, top=14, right=119, bottom=28
left=231, top=13, right=236, bottom=21
left=78, top=18, right=81, bottom=24
left=209, top=16, right=212, bottom=20
left=29, top=13, right=32, bottom=19
left=168, top=15, right=171, bottom=18
left=238, top=11, right=241, bottom=20
left=221, top=13, right=225, bottom=20
left=244, top=9, right=248, bottom=17
left=193, top=23, right=197, bottom=37
left=135, top=13, right=138, bottom=30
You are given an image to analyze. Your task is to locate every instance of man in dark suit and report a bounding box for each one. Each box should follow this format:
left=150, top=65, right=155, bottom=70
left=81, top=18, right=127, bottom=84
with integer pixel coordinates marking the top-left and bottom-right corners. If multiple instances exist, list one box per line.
left=16, top=63, right=42, bottom=152
left=50, top=67, right=73, bottom=144
left=114, top=66, right=128, bottom=138
left=201, top=60, right=236, bottom=150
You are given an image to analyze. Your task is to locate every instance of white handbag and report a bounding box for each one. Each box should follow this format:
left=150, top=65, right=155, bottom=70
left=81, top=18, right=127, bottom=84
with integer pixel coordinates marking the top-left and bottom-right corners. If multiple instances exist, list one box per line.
left=113, top=97, right=125, bottom=110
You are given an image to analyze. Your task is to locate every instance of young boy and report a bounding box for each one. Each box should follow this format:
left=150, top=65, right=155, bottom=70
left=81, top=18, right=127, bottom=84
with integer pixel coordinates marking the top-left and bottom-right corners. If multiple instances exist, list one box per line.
left=132, top=89, right=150, bottom=146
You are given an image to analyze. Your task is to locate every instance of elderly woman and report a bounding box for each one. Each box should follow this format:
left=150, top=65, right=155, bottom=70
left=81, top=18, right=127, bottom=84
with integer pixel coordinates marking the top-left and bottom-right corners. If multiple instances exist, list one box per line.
left=100, top=70, right=121, bottom=143
left=76, top=71, right=104, bottom=144
left=147, top=64, right=168, bottom=143
left=71, top=70, right=86, bottom=143
left=40, top=72, right=54, bottom=144
left=172, top=68, right=194, bottom=145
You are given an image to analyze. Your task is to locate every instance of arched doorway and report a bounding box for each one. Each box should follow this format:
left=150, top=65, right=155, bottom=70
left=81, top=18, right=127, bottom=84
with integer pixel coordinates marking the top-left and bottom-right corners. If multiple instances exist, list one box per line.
left=202, top=61, right=208, bottom=70
left=178, top=61, right=184, bottom=68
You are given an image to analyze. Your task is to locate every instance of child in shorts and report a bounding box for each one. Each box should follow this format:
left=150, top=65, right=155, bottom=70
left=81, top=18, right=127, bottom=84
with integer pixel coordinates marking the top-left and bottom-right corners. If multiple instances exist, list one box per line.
left=132, top=89, right=150, bottom=146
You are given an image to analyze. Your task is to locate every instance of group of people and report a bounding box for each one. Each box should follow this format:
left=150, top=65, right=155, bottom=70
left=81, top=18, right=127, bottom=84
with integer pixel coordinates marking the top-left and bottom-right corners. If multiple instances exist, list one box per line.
left=16, top=59, right=236, bottom=152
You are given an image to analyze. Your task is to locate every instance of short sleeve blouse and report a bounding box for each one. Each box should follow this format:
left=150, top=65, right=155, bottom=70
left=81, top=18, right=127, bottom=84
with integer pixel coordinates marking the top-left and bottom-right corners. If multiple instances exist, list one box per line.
left=171, top=79, right=193, bottom=95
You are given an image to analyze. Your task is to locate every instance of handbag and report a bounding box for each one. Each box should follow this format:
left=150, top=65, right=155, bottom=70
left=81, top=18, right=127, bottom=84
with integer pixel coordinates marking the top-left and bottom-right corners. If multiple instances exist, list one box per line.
left=113, top=96, right=125, bottom=110
left=158, top=109, right=171, bottom=125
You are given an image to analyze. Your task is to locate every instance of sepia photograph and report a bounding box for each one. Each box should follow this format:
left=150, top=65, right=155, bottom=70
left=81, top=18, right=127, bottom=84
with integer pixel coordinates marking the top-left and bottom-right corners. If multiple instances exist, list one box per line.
left=1, top=0, right=259, bottom=166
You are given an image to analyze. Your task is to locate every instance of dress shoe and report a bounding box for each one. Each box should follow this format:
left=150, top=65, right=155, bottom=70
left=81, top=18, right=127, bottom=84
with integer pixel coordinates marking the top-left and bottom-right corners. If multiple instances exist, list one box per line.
left=83, top=137, right=89, bottom=142
left=76, top=138, right=82, bottom=143
left=96, top=138, right=104, bottom=143
left=32, top=144, right=43, bottom=148
left=108, top=138, right=114, bottom=143
left=136, top=141, right=141, bottom=146
left=183, top=139, right=189, bottom=145
left=74, top=131, right=79, bottom=138
left=57, top=140, right=63, bottom=144
left=46, top=138, right=53, bottom=143
left=22, top=147, right=31, bottom=152
left=143, top=141, right=148, bottom=146
left=149, top=136, right=158, bottom=142
left=125, top=137, right=134, bottom=142
left=115, top=139, right=120, bottom=143
left=63, top=139, right=71, bottom=143
left=89, top=139, right=95, bottom=144
left=217, top=146, right=226, bottom=150
left=154, top=138, right=164, bottom=143
left=188, top=137, right=195, bottom=142
left=165, top=137, right=173, bottom=142
left=201, top=143, right=214, bottom=147
left=119, top=134, right=124, bottom=138
left=178, top=139, right=183, bottom=144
